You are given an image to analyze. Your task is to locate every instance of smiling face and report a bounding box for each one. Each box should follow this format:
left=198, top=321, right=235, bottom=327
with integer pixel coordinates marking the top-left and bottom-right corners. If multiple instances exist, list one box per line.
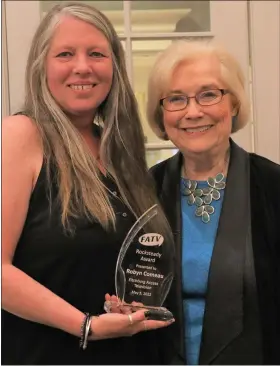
left=46, top=16, right=113, bottom=123
left=162, top=55, right=236, bottom=156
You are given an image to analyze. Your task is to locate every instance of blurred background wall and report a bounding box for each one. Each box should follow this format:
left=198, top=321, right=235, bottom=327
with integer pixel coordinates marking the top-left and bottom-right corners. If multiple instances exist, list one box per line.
left=2, top=1, right=279, bottom=165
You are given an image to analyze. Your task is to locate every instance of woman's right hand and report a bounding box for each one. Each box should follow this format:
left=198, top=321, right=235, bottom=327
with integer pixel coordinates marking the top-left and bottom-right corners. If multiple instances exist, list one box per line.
left=89, top=309, right=174, bottom=340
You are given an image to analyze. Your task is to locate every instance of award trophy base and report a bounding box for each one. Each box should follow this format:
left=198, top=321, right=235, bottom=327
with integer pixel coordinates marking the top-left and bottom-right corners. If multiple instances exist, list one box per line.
left=104, top=300, right=173, bottom=321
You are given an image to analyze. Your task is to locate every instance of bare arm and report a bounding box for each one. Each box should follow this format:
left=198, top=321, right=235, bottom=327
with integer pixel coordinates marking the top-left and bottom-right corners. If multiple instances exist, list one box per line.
left=2, top=116, right=85, bottom=337
left=2, top=116, right=172, bottom=340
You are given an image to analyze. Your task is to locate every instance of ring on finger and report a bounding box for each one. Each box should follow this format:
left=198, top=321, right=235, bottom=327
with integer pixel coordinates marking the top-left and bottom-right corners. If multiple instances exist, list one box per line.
left=128, top=314, right=133, bottom=325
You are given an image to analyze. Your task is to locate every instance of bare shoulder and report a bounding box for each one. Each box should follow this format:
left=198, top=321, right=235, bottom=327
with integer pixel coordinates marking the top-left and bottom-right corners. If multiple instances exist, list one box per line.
left=2, top=114, right=41, bottom=146
left=2, top=115, right=43, bottom=185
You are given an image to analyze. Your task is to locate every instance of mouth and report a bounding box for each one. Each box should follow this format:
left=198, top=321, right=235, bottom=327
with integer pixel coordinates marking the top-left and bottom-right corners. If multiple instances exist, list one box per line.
left=182, top=125, right=214, bottom=134
left=68, top=84, right=96, bottom=91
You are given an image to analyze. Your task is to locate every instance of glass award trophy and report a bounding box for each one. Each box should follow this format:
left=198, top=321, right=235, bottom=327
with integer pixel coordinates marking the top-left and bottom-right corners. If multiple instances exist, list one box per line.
left=104, top=204, right=174, bottom=321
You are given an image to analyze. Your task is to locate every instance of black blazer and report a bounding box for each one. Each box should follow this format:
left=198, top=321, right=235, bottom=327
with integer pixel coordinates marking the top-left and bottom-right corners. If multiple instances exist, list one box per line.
left=151, top=143, right=280, bottom=365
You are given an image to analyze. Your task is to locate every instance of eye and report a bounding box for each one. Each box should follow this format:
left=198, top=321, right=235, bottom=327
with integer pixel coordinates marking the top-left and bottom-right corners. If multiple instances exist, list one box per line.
left=199, top=90, right=220, bottom=100
left=89, top=51, right=106, bottom=58
left=56, top=51, right=72, bottom=58
left=167, top=95, right=187, bottom=104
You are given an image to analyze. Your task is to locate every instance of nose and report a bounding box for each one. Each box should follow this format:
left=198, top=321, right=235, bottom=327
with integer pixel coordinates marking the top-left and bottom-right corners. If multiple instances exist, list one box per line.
left=73, top=55, right=92, bottom=75
left=183, top=98, right=204, bottom=119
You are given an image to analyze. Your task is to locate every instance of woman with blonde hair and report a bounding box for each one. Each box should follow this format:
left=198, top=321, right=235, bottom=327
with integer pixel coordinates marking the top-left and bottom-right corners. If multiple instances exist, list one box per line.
left=2, top=2, right=173, bottom=364
left=148, top=39, right=280, bottom=364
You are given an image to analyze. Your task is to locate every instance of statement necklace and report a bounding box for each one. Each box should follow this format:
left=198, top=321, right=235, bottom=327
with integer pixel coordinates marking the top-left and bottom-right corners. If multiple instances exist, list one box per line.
left=182, top=172, right=226, bottom=224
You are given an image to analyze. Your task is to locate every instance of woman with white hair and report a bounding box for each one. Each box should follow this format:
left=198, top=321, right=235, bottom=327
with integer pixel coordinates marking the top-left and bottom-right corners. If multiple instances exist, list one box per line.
left=1, top=2, right=174, bottom=364
left=148, top=39, right=280, bottom=365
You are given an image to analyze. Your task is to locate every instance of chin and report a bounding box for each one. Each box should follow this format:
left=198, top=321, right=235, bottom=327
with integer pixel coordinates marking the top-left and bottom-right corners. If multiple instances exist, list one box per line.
left=65, top=105, right=96, bottom=116
left=181, top=139, right=217, bottom=155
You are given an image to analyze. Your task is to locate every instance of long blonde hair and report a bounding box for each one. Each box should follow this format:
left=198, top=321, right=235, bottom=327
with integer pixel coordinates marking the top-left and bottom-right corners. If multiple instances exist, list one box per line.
left=23, top=2, right=171, bottom=238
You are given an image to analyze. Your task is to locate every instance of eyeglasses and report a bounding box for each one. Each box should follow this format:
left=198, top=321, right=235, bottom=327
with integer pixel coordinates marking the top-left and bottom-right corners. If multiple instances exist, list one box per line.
left=160, top=89, right=229, bottom=112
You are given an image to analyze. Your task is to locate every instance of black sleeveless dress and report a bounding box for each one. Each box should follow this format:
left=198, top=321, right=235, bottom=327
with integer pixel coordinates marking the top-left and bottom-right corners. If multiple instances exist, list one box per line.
left=2, top=162, right=162, bottom=365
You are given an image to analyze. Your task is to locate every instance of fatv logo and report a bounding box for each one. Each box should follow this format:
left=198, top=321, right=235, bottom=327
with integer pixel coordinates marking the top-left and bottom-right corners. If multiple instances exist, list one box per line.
left=138, top=233, right=164, bottom=246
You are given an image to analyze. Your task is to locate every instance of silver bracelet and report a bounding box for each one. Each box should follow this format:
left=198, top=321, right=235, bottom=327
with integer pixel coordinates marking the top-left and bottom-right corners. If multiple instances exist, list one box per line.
left=81, top=315, right=93, bottom=350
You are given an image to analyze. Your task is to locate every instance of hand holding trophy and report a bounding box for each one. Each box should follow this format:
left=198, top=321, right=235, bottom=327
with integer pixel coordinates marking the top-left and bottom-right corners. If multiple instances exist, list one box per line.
left=104, top=204, right=174, bottom=321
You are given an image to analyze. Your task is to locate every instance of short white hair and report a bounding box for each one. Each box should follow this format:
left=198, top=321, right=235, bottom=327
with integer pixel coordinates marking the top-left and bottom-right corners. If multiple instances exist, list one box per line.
left=146, top=39, right=251, bottom=140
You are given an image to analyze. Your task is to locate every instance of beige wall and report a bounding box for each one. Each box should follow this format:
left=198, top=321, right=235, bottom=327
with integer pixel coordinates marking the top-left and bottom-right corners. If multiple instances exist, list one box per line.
left=5, top=0, right=40, bottom=113
left=1, top=1, right=10, bottom=118
left=249, top=1, right=280, bottom=163
left=2, top=1, right=280, bottom=163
